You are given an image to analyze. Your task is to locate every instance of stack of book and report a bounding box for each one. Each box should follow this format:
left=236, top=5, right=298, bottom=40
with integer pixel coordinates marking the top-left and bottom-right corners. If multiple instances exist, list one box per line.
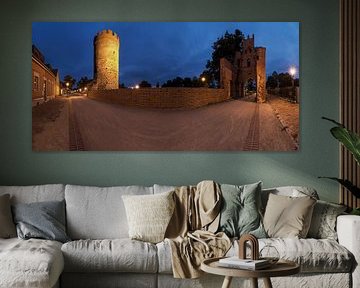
left=218, top=257, right=271, bottom=270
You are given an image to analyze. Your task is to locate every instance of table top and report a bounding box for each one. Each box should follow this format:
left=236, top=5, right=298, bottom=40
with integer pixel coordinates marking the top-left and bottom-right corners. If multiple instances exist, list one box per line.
left=201, top=257, right=300, bottom=278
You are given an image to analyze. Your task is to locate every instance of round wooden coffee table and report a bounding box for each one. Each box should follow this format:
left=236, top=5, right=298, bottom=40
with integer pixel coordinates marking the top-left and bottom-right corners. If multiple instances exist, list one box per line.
left=201, top=257, right=300, bottom=288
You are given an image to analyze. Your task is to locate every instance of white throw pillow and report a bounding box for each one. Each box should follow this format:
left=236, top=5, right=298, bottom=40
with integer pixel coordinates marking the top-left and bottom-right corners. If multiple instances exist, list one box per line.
left=122, top=191, right=175, bottom=243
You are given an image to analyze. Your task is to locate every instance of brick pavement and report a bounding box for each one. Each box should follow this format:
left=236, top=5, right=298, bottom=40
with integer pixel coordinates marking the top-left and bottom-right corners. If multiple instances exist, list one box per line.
left=267, top=94, right=299, bottom=145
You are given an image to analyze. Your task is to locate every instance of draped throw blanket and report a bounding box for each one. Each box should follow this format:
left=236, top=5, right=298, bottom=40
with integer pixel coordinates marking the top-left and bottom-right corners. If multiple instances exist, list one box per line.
left=165, top=180, right=232, bottom=278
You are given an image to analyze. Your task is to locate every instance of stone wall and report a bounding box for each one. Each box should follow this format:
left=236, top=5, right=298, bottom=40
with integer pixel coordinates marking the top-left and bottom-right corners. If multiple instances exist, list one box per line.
left=88, top=87, right=229, bottom=109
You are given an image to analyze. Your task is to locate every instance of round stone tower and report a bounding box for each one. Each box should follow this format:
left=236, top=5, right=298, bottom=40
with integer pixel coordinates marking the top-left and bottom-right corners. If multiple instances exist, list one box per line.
left=93, top=29, right=120, bottom=90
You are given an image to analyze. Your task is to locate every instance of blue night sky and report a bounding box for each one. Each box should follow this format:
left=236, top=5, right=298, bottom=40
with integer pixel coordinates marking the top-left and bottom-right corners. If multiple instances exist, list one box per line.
left=32, top=22, right=299, bottom=87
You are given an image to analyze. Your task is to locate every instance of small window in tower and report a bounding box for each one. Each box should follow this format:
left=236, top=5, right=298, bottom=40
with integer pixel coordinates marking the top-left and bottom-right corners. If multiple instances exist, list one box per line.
left=247, top=59, right=251, bottom=67
left=33, top=75, right=39, bottom=91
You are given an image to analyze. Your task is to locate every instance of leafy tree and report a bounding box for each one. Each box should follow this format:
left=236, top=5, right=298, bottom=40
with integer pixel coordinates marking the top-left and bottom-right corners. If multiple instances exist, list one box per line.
left=278, top=73, right=293, bottom=88
left=161, top=76, right=205, bottom=88
left=139, top=80, right=152, bottom=88
left=77, top=76, right=92, bottom=89
left=120, top=83, right=126, bottom=88
left=266, top=71, right=279, bottom=89
left=63, top=75, right=76, bottom=90
left=202, top=29, right=245, bottom=85
left=294, top=78, right=299, bottom=87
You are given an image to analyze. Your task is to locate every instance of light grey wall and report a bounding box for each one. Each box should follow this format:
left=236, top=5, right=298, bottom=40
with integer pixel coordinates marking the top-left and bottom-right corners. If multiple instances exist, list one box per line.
left=0, top=0, right=340, bottom=202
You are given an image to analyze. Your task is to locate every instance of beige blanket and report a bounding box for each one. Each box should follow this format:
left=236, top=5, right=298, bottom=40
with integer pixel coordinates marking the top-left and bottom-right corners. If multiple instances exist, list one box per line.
left=165, top=180, right=232, bottom=278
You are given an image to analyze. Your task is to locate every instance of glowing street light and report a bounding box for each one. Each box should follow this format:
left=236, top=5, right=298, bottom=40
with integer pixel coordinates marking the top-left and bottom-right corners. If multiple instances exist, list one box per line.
left=201, top=77, right=206, bottom=82
left=289, top=66, right=297, bottom=102
left=289, top=67, right=296, bottom=78
left=66, top=82, right=69, bottom=88
left=135, top=85, right=140, bottom=89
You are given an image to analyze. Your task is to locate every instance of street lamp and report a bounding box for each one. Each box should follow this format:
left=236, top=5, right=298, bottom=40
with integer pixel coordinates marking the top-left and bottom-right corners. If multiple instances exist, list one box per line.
left=135, top=85, right=140, bottom=89
left=289, top=67, right=296, bottom=78
left=201, top=77, right=206, bottom=82
left=289, top=66, right=297, bottom=102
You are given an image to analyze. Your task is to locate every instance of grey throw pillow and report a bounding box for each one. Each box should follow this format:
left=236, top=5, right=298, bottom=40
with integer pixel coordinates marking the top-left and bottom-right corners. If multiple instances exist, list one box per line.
left=217, top=182, right=267, bottom=238
left=307, top=200, right=347, bottom=240
left=0, top=194, right=17, bottom=238
left=12, top=200, right=70, bottom=243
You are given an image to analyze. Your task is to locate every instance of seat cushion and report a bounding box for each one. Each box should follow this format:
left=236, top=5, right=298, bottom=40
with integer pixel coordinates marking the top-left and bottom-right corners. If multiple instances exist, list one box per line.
left=61, top=239, right=158, bottom=273
left=157, top=238, right=353, bottom=274
left=65, top=185, right=153, bottom=239
left=0, top=238, right=64, bottom=288
left=233, top=238, right=353, bottom=273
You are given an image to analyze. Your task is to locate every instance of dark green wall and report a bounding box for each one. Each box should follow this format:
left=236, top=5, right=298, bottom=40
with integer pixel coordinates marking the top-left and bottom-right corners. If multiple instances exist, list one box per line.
left=0, top=0, right=340, bottom=202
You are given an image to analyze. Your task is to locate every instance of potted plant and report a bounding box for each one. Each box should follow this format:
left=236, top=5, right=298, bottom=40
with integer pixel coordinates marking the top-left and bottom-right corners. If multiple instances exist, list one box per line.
left=320, top=117, right=360, bottom=215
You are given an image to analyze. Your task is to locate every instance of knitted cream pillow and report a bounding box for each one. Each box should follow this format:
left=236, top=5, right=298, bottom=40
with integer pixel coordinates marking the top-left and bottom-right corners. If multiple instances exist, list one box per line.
left=122, top=191, right=175, bottom=243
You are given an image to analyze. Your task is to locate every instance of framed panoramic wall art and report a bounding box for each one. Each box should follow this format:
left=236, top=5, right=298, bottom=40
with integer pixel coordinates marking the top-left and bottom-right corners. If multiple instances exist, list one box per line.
left=32, top=22, right=299, bottom=151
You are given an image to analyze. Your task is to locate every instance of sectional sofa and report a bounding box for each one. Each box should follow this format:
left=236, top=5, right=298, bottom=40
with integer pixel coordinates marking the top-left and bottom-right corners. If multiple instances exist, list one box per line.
left=0, top=184, right=359, bottom=288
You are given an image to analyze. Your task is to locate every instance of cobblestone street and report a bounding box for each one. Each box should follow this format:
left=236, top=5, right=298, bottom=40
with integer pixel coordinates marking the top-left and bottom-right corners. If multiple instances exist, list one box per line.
left=267, top=94, right=299, bottom=145
left=32, top=95, right=299, bottom=151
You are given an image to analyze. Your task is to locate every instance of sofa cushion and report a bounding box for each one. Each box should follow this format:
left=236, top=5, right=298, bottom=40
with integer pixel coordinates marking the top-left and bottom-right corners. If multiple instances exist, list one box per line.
left=307, top=200, right=347, bottom=240
left=122, top=191, right=175, bottom=243
left=0, top=194, right=16, bottom=238
left=158, top=237, right=353, bottom=274
left=261, top=186, right=319, bottom=213
left=153, top=184, right=176, bottom=194
left=12, top=200, right=70, bottom=243
left=61, top=239, right=158, bottom=273
left=65, top=185, right=153, bottom=239
left=217, top=182, right=266, bottom=238
left=259, top=238, right=353, bottom=273
left=263, top=193, right=316, bottom=238
left=0, top=238, right=63, bottom=288
left=0, top=184, right=65, bottom=204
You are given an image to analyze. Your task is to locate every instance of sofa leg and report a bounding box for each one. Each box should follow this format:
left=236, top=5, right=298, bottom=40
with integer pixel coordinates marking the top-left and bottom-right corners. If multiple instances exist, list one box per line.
left=251, top=278, right=258, bottom=288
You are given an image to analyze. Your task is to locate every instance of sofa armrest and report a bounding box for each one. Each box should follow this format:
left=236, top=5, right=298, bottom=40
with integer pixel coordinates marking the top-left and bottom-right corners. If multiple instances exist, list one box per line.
left=337, top=215, right=360, bottom=288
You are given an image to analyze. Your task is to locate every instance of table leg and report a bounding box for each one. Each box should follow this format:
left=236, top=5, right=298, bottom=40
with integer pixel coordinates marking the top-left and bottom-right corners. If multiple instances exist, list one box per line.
left=263, top=277, right=273, bottom=288
left=251, top=278, right=258, bottom=288
left=221, top=276, right=233, bottom=288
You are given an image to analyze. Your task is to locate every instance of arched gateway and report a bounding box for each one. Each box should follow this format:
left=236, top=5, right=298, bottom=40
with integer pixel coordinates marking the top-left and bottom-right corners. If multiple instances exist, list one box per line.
left=220, top=34, right=266, bottom=103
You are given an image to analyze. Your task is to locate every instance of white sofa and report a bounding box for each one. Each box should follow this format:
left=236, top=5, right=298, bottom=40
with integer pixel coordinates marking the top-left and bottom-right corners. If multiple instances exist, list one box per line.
left=0, top=184, right=359, bottom=288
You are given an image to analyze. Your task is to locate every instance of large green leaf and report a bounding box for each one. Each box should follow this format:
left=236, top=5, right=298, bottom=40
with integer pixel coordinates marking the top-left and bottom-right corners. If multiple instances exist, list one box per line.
left=322, top=117, right=360, bottom=165
left=331, top=127, right=360, bottom=165
left=318, top=177, right=360, bottom=198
